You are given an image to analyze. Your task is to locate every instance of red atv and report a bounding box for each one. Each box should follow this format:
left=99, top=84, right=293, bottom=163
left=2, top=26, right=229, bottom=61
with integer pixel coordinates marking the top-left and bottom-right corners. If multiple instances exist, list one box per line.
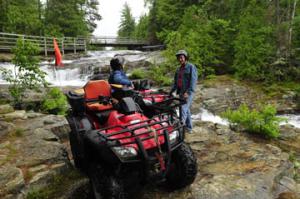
left=66, top=80, right=197, bottom=199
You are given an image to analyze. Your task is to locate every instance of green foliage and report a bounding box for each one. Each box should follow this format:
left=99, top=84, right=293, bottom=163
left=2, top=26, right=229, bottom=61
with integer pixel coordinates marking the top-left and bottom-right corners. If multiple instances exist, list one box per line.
left=163, top=6, right=233, bottom=77
left=41, top=88, right=68, bottom=115
left=45, top=0, right=88, bottom=37
left=147, top=65, right=173, bottom=86
left=221, top=104, right=284, bottom=138
left=118, top=3, right=136, bottom=38
left=0, top=39, right=46, bottom=107
left=233, top=1, right=275, bottom=81
left=0, top=0, right=99, bottom=36
left=134, top=14, right=150, bottom=39
left=26, top=189, right=48, bottom=199
left=129, top=68, right=146, bottom=79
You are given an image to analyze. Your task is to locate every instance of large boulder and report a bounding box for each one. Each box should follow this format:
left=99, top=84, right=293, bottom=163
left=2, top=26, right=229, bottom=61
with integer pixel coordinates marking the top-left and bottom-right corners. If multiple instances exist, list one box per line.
left=0, top=112, right=73, bottom=199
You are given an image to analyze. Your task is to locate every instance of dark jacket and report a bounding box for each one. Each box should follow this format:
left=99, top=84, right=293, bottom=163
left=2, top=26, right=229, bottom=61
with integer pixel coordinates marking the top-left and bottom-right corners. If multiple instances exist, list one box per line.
left=108, top=70, right=131, bottom=86
left=171, top=62, right=198, bottom=95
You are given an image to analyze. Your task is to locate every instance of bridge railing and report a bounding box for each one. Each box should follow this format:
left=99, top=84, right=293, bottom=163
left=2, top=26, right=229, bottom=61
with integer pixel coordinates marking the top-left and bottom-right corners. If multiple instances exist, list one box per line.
left=0, top=32, right=86, bottom=55
left=89, top=36, right=149, bottom=45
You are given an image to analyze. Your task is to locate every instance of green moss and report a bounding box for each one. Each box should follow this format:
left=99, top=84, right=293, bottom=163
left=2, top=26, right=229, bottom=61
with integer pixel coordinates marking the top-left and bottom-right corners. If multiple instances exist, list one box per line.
left=14, top=128, right=25, bottom=137
left=26, top=169, right=84, bottom=199
left=4, top=117, right=13, bottom=123
left=0, top=99, right=10, bottom=105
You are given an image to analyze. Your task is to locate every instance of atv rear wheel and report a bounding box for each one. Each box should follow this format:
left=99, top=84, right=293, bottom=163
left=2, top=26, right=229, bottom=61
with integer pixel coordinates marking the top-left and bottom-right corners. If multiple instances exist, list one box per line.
left=69, top=131, right=86, bottom=172
left=89, top=163, right=126, bottom=199
left=165, top=142, right=197, bottom=189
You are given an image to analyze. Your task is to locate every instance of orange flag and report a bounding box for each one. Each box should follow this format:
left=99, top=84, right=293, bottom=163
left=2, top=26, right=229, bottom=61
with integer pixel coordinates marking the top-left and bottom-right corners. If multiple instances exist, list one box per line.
left=53, top=38, right=63, bottom=67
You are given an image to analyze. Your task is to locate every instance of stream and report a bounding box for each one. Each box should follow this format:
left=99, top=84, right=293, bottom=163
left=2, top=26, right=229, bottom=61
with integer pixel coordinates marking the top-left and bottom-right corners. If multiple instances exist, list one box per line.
left=0, top=50, right=299, bottom=128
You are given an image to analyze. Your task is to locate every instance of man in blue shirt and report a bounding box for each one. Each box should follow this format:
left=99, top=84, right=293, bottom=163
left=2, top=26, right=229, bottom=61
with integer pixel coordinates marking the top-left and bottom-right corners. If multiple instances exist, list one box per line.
left=108, top=56, right=132, bottom=86
left=170, top=50, right=198, bottom=133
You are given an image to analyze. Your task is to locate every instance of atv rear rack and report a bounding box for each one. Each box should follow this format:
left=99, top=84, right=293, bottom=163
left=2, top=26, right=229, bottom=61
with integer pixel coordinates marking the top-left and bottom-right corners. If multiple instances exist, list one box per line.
left=149, top=97, right=184, bottom=112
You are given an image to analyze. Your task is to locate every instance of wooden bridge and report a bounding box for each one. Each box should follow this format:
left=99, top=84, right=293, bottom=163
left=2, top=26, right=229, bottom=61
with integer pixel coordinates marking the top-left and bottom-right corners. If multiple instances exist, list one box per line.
left=0, top=32, right=157, bottom=55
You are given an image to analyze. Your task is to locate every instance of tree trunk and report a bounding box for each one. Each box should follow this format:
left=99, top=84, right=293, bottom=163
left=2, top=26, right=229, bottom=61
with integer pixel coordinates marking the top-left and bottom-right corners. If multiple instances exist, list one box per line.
left=288, top=0, right=298, bottom=60
left=275, top=0, right=281, bottom=57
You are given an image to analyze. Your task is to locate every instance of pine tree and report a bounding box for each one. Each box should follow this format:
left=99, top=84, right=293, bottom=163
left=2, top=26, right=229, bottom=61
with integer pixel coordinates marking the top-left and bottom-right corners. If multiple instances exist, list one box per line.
left=118, top=3, right=136, bottom=38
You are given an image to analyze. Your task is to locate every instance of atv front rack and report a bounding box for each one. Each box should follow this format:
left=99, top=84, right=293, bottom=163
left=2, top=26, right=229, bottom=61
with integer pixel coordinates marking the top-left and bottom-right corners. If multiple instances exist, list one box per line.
left=84, top=113, right=184, bottom=166
left=97, top=114, right=184, bottom=147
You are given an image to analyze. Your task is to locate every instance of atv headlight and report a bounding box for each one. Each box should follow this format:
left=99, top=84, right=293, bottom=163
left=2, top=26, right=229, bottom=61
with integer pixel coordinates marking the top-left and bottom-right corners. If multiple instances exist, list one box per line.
left=112, top=146, right=137, bottom=159
left=169, top=130, right=179, bottom=145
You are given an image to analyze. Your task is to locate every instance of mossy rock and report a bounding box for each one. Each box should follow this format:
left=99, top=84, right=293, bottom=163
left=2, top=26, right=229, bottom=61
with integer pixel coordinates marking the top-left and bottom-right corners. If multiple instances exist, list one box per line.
left=0, top=104, right=14, bottom=114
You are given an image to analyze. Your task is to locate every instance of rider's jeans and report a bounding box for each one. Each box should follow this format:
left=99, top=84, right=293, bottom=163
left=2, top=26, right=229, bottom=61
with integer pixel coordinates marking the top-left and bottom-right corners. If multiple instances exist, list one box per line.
left=181, top=92, right=194, bottom=131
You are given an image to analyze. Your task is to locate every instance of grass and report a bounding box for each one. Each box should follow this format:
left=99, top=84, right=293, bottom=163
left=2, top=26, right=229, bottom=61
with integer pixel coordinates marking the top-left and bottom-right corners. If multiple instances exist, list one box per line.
left=14, top=128, right=25, bottom=137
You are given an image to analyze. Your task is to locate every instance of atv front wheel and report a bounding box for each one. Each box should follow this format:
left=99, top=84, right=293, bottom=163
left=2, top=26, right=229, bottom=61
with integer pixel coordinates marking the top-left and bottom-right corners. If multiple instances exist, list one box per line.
left=89, top=163, right=126, bottom=199
left=165, top=142, right=197, bottom=189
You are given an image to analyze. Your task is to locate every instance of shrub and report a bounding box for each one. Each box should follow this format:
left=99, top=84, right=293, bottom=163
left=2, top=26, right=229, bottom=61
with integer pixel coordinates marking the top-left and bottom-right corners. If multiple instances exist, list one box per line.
left=41, top=88, right=68, bottom=115
left=129, top=68, right=146, bottom=79
left=0, top=39, right=47, bottom=108
left=147, top=65, right=173, bottom=86
left=221, top=104, right=284, bottom=138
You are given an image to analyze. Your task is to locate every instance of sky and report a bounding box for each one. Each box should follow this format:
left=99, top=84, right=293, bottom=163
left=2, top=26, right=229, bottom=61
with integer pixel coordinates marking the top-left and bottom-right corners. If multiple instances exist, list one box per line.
left=93, top=0, right=148, bottom=37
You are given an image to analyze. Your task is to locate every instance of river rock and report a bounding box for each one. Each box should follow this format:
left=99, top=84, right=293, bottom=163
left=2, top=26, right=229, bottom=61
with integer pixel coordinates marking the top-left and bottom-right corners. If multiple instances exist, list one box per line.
left=0, top=121, right=15, bottom=138
left=2, top=110, right=27, bottom=120
left=44, top=116, right=70, bottom=141
left=142, top=121, right=296, bottom=199
left=0, top=104, right=14, bottom=114
left=33, top=128, right=59, bottom=142
left=15, top=137, right=67, bottom=167
left=194, top=76, right=298, bottom=115
left=275, top=125, right=300, bottom=153
left=0, top=110, right=74, bottom=199
left=0, top=166, right=24, bottom=196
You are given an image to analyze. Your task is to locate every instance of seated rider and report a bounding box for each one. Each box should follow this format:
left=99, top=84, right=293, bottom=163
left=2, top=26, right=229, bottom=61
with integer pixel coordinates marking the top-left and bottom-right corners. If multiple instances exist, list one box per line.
left=108, top=56, right=132, bottom=87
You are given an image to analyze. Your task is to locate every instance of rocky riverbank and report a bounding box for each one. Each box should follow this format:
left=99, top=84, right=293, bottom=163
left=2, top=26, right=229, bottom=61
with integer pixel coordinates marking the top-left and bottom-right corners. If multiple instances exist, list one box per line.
left=0, top=104, right=299, bottom=199
left=0, top=74, right=299, bottom=198
left=193, top=75, right=299, bottom=115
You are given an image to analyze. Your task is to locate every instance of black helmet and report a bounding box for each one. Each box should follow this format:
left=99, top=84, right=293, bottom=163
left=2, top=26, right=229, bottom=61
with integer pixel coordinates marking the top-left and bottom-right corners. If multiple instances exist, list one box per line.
left=110, top=56, right=125, bottom=71
left=175, top=50, right=188, bottom=59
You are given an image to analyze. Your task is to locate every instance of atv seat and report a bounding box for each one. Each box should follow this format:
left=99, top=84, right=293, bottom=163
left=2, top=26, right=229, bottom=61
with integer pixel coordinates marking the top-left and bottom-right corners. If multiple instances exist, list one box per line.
left=84, top=80, right=113, bottom=112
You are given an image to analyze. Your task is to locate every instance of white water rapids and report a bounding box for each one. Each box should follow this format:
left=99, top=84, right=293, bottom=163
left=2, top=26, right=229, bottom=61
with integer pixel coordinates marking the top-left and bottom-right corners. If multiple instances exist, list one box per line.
left=0, top=50, right=299, bottom=128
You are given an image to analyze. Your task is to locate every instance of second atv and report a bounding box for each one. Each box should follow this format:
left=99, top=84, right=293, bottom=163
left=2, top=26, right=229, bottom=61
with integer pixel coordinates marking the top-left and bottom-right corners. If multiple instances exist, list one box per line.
left=66, top=80, right=197, bottom=199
